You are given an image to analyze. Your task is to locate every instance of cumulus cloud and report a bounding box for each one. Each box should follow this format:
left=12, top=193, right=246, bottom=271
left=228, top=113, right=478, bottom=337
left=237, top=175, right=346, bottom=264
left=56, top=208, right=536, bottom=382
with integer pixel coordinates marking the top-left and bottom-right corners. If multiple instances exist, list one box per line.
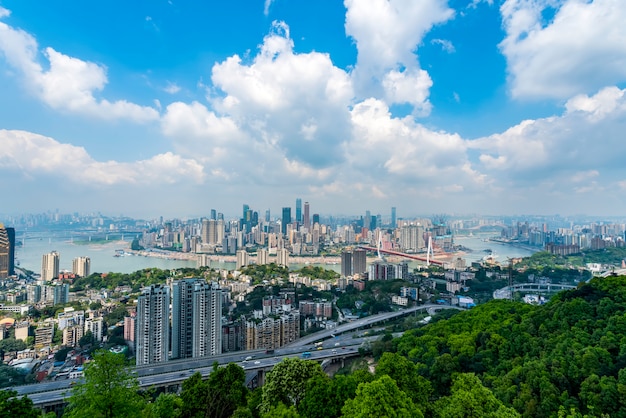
left=500, top=0, right=626, bottom=100
left=473, top=87, right=626, bottom=196
left=0, top=11, right=159, bottom=122
left=208, top=21, right=353, bottom=168
left=0, top=129, right=203, bottom=185
left=344, top=0, right=454, bottom=113
left=263, top=0, right=275, bottom=16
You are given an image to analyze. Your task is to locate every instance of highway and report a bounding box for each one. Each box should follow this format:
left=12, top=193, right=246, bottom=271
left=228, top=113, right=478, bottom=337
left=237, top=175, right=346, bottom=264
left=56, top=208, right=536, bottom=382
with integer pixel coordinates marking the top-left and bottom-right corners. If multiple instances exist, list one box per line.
left=285, top=304, right=463, bottom=347
left=10, top=304, right=464, bottom=407
left=15, top=345, right=362, bottom=407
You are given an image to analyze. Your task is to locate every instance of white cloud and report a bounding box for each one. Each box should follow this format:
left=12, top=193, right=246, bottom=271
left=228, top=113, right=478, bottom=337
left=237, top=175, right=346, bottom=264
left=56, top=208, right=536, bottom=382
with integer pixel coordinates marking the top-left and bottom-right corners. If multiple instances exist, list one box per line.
left=0, top=6, right=10, bottom=19
left=500, top=0, right=626, bottom=99
left=209, top=21, right=353, bottom=168
left=382, top=68, right=433, bottom=115
left=431, top=38, right=456, bottom=53
left=0, top=129, right=203, bottom=185
left=344, top=0, right=454, bottom=113
left=0, top=11, right=159, bottom=122
left=163, top=82, right=181, bottom=94
left=264, top=0, right=275, bottom=16
left=473, top=87, right=626, bottom=193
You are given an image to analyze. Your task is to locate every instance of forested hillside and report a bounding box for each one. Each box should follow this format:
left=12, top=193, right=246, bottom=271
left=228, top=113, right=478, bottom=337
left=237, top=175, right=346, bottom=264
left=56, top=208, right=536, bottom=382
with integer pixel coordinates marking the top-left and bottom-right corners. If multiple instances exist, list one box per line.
left=392, top=276, right=626, bottom=417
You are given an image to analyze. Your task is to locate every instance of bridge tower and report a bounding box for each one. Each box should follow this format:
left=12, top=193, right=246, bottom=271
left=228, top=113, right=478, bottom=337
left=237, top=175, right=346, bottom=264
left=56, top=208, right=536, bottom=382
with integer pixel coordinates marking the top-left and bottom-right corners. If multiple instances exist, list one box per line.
left=426, top=236, right=433, bottom=266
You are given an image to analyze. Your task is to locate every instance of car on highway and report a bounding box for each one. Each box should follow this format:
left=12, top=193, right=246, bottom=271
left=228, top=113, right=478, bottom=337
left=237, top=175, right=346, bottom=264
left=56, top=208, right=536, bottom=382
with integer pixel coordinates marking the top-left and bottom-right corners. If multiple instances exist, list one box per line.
left=254, top=361, right=261, bottom=365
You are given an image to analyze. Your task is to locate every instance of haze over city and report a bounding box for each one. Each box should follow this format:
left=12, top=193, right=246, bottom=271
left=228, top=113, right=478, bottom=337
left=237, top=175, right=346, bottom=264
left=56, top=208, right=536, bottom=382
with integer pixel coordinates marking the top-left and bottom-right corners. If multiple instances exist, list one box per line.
left=1, top=0, right=626, bottom=218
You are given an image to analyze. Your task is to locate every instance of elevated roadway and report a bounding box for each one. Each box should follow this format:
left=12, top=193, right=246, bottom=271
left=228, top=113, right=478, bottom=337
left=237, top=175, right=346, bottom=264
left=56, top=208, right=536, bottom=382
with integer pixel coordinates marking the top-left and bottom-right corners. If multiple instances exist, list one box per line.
left=358, top=246, right=445, bottom=266
left=12, top=304, right=464, bottom=409
left=493, top=283, right=577, bottom=299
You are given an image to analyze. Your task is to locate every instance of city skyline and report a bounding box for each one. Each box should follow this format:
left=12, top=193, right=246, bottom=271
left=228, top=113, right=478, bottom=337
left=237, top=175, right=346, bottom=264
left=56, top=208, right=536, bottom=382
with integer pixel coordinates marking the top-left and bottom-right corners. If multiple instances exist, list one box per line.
left=1, top=1, right=626, bottom=217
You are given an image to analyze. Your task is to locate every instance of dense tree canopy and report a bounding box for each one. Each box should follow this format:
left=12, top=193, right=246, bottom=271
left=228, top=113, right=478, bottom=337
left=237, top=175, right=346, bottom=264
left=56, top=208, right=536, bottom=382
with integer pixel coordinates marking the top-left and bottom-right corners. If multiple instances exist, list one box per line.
left=63, top=350, right=145, bottom=418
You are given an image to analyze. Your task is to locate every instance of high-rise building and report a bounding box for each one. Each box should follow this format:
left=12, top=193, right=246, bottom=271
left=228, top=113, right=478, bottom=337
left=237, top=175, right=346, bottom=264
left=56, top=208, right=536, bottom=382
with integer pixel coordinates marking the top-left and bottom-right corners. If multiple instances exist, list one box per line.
left=171, top=279, right=222, bottom=359
left=236, top=250, right=249, bottom=270
left=41, top=251, right=60, bottom=281
left=53, top=283, right=70, bottom=305
left=391, top=207, right=397, bottom=228
left=124, top=315, right=136, bottom=344
left=341, top=251, right=352, bottom=277
left=296, top=198, right=302, bottom=223
left=210, top=209, right=217, bottom=220
left=353, top=249, right=367, bottom=275
left=257, top=248, right=269, bottom=266
left=312, top=214, right=320, bottom=225
left=281, top=207, right=292, bottom=235
left=201, top=219, right=210, bottom=244
left=72, top=257, right=91, bottom=277
left=303, top=202, right=310, bottom=230
left=277, top=248, right=289, bottom=267
left=0, top=225, right=15, bottom=279
left=136, top=285, right=170, bottom=365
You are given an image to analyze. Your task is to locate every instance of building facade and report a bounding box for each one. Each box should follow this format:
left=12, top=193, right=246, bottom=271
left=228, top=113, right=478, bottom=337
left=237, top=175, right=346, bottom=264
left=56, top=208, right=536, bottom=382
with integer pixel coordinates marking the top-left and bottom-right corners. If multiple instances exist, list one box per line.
left=0, top=225, right=15, bottom=279
left=136, top=285, right=170, bottom=366
left=41, top=251, right=60, bottom=282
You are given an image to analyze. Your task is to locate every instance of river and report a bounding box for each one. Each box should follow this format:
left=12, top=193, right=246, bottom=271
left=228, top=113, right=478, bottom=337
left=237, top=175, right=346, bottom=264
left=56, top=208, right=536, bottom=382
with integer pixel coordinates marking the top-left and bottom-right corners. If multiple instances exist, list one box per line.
left=14, top=231, right=536, bottom=276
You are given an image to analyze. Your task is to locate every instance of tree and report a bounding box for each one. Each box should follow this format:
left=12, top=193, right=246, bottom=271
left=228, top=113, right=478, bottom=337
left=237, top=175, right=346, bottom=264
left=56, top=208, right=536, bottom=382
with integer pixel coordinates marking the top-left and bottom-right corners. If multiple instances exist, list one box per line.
left=261, top=358, right=325, bottom=413
left=298, top=371, right=373, bottom=418
left=0, top=389, right=40, bottom=418
left=63, top=350, right=145, bottom=418
left=179, top=372, right=207, bottom=417
left=375, top=352, right=432, bottom=411
left=205, top=363, right=248, bottom=418
left=0, top=338, right=27, bottom=355
left=341, top=375, right=424, bottom=418
left=143, top=393, right=183, bottom=418
left=434, top=373, right=520, bottom=418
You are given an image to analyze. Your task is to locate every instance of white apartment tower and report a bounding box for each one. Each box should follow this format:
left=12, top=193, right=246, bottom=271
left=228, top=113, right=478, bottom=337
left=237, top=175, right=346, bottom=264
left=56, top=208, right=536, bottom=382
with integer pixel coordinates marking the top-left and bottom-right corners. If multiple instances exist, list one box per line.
left=41, top=251, right=60, bottom=281
left=136, top=285, right=170, bottom=366
left=72, top=256, right=91, bottom=277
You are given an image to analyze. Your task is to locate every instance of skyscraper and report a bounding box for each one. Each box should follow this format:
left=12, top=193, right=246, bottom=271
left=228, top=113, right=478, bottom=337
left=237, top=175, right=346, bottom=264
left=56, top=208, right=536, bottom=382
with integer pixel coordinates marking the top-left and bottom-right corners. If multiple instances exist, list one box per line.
left=72, top=256, right=91, bottom=277
left=303, top=202, right=310, bottom=230
left=0, top=225, right=15, bottom=279
left=391, top=207, right=397, bottom=228
left=281, top=207, right=292, bottom=235
left=353, top=249, right=367, bottom=275
left=296, top=198, right=302, bottom=223
left=171, top=279, right=222, bottom=359
left=341, top=251, right=352, bottom=277
left=41, top=251, right=60, bottom=281
left=136, top=285, right=170, bottom=365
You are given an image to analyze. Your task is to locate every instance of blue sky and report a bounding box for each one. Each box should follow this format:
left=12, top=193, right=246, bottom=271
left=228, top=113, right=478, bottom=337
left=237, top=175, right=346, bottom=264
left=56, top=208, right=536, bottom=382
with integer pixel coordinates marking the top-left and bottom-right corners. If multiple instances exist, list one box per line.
left=1, top=0, right=626, bottom=219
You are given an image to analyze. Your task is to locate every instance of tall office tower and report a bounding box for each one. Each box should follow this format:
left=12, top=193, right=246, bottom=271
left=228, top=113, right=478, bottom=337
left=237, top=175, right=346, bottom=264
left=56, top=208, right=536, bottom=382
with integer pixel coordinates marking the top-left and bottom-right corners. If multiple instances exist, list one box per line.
left=201, top=219, right=210, bottom=244
left=210, top=209, right=217, bottom=220
left=41, top=251, right=60, bottom=281
left=303, top=202, right=310, bottom=230
left=136, top=285, right=170, bottom=365
left=281, top=207, right=292, bottom=235
left=235, top=249, right=249, bottom=270
left=265, top=209, right=271, bottom=223
left=391, top=207, right=397, bottom=228
left=53, top=283, right=69, bottom=305
left=341, top=251, right=352, bottom=277
left=312, top=214, right=320, bottom=225
left=365, top=211, right=371, bottom=231
left=72, top=256, right=91, bottom=277
left=276, top=248, right=289, bottom=267
left=216, top=219, right=225, bottom=244
left=257, top=248, right=269, bottom=266
left=296, top=198, right=302, bottom=223
left=242, top=204, right=249, bottom=220
left=0, top=225, right=15, bottom=279
left=207, top=219, right=218, bottom=244
left=353, top=249, right=367, bottom=275
left=171, top=279, right=222, bottom=359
